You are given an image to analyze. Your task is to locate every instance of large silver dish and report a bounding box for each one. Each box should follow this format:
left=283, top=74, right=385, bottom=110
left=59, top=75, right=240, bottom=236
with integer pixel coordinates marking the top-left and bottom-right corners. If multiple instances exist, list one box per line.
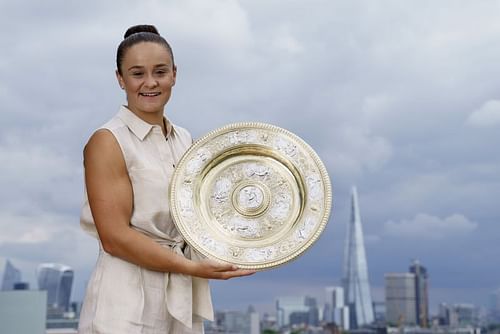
left=170, top=122, right=332, bottom=270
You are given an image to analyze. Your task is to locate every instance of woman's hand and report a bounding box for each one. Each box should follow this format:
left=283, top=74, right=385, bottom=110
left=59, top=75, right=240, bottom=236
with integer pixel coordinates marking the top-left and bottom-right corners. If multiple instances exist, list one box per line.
left=190, top=259, right=256, bottom=280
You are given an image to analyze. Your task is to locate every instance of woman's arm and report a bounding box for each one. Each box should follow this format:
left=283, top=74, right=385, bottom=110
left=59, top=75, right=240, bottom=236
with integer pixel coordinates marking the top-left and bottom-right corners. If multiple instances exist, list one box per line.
left=84, top=129, right=254, bottom=279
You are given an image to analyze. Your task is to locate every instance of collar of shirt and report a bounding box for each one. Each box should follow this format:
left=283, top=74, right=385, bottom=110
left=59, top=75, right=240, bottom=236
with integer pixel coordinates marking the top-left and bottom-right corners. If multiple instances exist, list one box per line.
left=117, top=105, right=177, bottom=141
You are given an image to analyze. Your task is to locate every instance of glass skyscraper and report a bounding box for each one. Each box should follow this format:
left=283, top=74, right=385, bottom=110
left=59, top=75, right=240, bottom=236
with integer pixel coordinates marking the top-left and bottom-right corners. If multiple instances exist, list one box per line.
left=1, top=260, right=22, bottom=291
left=325, top=286, right=350, bottom=329
left=342, top=186, right=374, bottom=328
left=409, top=260, right=429, bottom=327
left=37, top=263, right=74, bottom=314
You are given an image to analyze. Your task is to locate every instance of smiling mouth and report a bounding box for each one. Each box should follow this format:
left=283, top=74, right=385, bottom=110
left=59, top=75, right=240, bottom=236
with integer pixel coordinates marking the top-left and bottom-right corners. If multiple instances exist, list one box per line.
left=139, top=92, right=161, bottom=97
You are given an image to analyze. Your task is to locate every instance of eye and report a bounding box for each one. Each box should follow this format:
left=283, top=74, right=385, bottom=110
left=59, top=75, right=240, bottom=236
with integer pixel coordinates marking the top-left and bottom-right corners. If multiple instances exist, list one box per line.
left=132, top=72, right=143, bottom=77
left=155, top=70, right=167, bottom=76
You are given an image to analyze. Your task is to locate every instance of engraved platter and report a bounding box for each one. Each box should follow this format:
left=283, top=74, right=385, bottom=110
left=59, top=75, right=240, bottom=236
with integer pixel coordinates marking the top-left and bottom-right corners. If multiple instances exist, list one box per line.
left=169, top=122, right=332, bottom=270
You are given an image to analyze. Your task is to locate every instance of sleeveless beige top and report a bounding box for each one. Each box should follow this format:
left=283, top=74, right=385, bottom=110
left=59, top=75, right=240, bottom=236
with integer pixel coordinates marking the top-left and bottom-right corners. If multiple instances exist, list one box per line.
left=79, top=106, right=212, bottom=333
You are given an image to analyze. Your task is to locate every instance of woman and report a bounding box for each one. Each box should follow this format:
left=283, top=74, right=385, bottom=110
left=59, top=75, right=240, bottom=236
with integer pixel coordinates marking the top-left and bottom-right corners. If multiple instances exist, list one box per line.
left=79, top=25, right=254, bottom=334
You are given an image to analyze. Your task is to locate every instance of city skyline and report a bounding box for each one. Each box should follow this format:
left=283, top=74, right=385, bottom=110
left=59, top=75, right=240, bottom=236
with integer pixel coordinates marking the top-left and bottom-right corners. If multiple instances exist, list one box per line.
left=1, top=0, right=499, bottom=316
left=0, top=186, right=493, bottom=320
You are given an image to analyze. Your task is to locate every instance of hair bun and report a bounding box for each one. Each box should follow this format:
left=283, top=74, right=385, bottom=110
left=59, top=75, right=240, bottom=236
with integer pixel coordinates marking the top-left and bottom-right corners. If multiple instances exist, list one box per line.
left=124, top=25, right=159, bottom=39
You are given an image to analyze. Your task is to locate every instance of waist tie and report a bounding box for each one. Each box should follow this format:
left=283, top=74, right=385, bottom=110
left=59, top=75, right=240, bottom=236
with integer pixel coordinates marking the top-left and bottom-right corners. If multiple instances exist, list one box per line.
left=153, top=238, right=214, bottom=329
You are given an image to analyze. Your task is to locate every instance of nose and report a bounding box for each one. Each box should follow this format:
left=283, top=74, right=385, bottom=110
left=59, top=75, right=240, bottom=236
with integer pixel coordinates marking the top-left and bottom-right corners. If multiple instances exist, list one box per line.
left=144, top=73, right=158, bottom=88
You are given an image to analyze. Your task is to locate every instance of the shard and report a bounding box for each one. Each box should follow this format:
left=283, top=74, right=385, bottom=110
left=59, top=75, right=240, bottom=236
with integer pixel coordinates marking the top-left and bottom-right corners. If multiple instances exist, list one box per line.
left=342, top=186, right=374, bottom=328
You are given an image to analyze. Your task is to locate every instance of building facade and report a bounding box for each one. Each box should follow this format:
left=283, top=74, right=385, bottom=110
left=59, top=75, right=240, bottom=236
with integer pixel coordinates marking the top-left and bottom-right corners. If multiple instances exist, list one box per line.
left=385, top=273, right=417, bottom=326
left=439, top=303, right=480, bottom=327
left=409, top=260, right=429, bottom=327
left=342, top=187, right=375, bottom=328
left=276, top=296, right=320, bottom=328
left=489, top=288, right=500, bottom=323
left=1, top=259, right=22, bottom=291
left=37, top=263, right=74, bottom=315
left=325, top=286, right=350, bottom=329
left=206, top=307, right=260, bottom=334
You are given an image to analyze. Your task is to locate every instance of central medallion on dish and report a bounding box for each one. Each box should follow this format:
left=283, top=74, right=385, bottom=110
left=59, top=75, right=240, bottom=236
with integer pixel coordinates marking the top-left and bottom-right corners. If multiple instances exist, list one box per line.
left=232, top=183, right=270, bottom=217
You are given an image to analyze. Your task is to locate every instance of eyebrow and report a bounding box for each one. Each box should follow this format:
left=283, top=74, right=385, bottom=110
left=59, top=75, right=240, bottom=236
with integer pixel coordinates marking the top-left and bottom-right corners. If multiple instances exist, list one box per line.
left=127, top=64, right=170, bottom=71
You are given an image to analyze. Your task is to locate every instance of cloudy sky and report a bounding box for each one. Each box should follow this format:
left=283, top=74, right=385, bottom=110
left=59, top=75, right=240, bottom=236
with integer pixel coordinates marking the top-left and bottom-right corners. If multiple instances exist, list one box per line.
left=1, top=0, right=500, bottom=315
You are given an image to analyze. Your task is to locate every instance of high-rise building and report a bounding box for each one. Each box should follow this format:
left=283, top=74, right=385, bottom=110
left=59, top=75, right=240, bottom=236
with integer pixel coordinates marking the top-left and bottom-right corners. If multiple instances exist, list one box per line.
left=276, top=296, right=319, bottom=328
left=1, top=260, right=22, bottom=291
left=37, top=263, right=74, bottom=314
left=326, top=286, right=344, bottom=309
left=342, top=186, right=374, bottom=328
left=323, top=303, right=333, bottom=323
left=385, top=273, right=417, bottom=326
left=489, top=289, right=500, bottom=323
left=373, top=301, right=386, bottom=323
left=305, top=296, right=320, bottom=326
left=205, top=306, right=260, bottom=334
left=325, top=286, right=350, bottom=329
left=409, top=260, right=429, bottom=327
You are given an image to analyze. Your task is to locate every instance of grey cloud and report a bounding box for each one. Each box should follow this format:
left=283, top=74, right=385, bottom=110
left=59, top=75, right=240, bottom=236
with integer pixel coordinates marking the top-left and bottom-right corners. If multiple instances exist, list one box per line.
left=383, top=213, right=478, bottom=240
left=466, top=100, right=500, bottom=127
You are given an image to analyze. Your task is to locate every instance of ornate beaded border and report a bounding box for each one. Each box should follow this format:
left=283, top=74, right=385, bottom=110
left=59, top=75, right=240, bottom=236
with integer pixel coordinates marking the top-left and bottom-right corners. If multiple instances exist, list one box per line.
left=169, top=122, right=333, bottom=270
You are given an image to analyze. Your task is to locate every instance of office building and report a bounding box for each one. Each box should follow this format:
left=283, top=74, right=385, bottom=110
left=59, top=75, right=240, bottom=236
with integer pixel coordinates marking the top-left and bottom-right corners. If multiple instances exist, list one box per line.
left=261, top=313, right=277, bottom=332
left=409, top=260, right=429, bottom=327
left=206, top=306, right=260, bottom=334
left=385, top=273, right=417, bottom=326
left=373, top=301, right=386, bottom=323
left=326, top=286, right=344, bottom=309
left=325, top=286, right=350, bottom=329
left=342, top=186, right=375, bottom=328
left=276, top=296, right=319, bottom=328
left=490, top=289, right=500, bottom=322
left=1, top=259, right=22, bottom=291
left=37, top=263, right=74, bottom=314
left=323, top=303, right=333, bottom=323
left=439, top=303, right=480, bottom=327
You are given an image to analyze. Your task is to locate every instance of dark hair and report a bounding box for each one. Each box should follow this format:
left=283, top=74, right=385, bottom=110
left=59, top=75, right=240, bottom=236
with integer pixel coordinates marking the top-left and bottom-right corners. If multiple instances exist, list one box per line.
left=116, top=24, right=175, bottom=74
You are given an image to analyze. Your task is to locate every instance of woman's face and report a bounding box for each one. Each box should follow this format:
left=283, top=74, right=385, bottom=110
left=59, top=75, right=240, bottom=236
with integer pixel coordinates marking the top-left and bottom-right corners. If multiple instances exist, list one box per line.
left=116, top=42, right=176, bottom=116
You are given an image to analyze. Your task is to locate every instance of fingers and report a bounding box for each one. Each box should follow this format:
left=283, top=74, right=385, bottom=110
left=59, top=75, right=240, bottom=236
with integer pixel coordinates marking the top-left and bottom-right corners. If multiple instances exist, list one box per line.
left=197, top=259, right=257, bottom=279
left=212, top=262, right=238, bottom=272
left=217, top=269, right=257, bottom=280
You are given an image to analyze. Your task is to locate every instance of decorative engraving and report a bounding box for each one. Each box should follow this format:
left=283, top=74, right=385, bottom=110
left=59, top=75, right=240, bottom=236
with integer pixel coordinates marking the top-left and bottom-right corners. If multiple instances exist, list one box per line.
left=307, top=173, right=323, bottom=200
left=226, top=217, right=260, bottom=238
left=213, top=178, right=232, bottom=203
left=170, top=123, right=332, bottom=270
left=238, top=185, right=264, bottom=209
left=244, top=247, right=276, bottom=262
left=275, top=137, right=298, bottom=158
left=186, top=148, right=211, bottom=174
left=179, top=185, right=195, bottom=218
left=245, top=163, right=270, bottom=178
left=269, top=192, right=291, bottom=220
